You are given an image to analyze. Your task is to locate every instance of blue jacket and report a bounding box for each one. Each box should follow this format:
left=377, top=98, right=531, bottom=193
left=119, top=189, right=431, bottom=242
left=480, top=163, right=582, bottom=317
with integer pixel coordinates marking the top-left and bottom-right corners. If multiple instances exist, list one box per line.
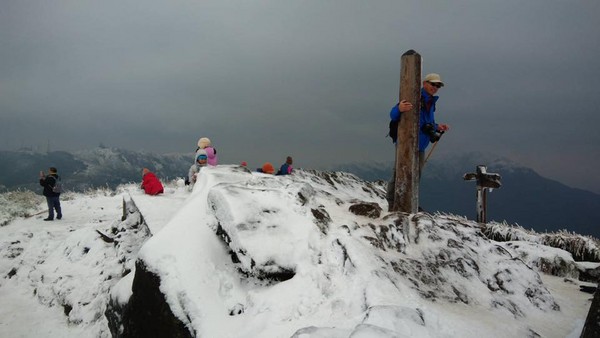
left=276, top=163, right=293, bottom=176
left=390, top=88, right=439, bottom=152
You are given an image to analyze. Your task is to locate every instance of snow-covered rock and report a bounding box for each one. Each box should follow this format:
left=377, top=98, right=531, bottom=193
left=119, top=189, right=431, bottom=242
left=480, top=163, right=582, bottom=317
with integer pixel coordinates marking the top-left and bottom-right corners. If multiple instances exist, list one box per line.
left=105, top=166, right=595, bottom=338
left=1, top=167, right=597, bottom=337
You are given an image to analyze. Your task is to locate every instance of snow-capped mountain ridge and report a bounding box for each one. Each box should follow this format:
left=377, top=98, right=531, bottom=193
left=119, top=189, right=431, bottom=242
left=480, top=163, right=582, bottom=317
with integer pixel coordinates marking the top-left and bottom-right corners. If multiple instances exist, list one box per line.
left=2, top=146, right=599, bottom=237
left=332, top=151, right=535, bottom=182
left=1, top=166, right=598, bottom=337
left=105, top=166, right=597, bottom=337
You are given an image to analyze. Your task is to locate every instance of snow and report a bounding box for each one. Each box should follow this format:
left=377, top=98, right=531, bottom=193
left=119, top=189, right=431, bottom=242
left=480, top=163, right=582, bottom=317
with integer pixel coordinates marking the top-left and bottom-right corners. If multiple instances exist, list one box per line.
left=0, top=166, right=597, bottom=337
left=126, top=181, right=189, bottom=234
left=0, top=189, right=128, bottom=337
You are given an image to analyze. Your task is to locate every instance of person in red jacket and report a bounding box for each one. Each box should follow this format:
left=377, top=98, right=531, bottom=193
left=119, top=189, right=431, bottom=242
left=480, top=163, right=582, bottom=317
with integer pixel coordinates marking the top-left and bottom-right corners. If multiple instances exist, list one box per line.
left=141, top=168, right=164, bottom=195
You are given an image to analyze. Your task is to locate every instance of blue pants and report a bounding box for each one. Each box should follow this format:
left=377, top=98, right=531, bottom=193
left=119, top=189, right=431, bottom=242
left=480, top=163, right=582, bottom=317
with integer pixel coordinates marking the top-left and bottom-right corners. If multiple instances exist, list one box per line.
left=46, top=196, right=62, bottom=219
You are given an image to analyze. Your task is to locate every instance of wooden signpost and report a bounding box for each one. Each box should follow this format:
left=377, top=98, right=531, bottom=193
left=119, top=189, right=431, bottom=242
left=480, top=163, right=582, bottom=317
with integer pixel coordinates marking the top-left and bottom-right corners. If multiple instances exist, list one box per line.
left=463, top=165, right=502, bottom=223
left=391, top=50, right=422, bottom=213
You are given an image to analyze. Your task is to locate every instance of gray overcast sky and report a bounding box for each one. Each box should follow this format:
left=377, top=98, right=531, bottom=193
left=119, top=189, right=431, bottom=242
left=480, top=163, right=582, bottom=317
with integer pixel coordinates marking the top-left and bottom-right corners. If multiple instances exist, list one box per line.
left=2, top=1, right=600, bottom=192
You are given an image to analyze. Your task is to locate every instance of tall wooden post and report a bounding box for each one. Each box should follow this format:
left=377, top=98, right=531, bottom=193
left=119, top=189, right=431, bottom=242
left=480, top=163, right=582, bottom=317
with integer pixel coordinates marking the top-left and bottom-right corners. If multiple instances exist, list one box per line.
left=392, top=50, right=421, bottom=213
left=476, top=186, right=487, bottom=223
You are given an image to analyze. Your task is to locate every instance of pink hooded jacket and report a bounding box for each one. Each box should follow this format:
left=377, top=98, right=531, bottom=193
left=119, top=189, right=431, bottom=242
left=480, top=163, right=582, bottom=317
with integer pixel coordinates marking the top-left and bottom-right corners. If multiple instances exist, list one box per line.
left=195, top=137, right=218, bottom=166
left=204, top=146, right=218, bottom=166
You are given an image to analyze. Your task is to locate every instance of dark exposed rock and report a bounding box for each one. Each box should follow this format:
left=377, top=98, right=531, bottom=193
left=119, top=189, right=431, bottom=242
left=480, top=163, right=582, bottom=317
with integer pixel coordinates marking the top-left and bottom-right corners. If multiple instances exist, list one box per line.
left=297, top=192, right=308, bottom=205
left=580, top=285, right=597, bottom=294
left=229, top=303, right=245, bottom=316
left=349, top=202, right=382, bottom=219
left=96, top=230, right=115, bottom=243
left=526, top=328, right=542, bottom=338
left=536, top=257, right=578, bottom=278
left=6, top=267, right=17, bottom=278
left=254, top=264, right=295, bottom=282
left=104, top=198, right=173, bottom=337
left=106, top=260, right=192, bottom=338
left=451, top=285, right=469, bottom=304
left=581, top=287, right=600, bottom=338
left=363, top=223, right=405, bottom=252
left=311, top=207, right=331, bottom=234
left=105, top=291, right=126, bottom=337
left=215, top=223, right=295, bottom=282
left=5, top=244, right=23, bottom=259
left=332, top=239, right=353, bottom=270
left=580, top=266, right=600, bottom=283
left=63, top=303, right=73, bottom=316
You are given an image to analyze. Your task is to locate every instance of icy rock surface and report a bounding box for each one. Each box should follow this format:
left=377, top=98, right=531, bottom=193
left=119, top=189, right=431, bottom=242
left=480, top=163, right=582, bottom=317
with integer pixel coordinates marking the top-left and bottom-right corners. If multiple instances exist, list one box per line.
left=124, top=166, right=576, bottom=337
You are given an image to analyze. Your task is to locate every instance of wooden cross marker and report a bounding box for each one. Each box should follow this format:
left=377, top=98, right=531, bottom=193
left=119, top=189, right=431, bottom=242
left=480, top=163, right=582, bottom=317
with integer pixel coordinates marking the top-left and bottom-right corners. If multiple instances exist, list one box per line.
left=463, top=165, right=502, bottom=223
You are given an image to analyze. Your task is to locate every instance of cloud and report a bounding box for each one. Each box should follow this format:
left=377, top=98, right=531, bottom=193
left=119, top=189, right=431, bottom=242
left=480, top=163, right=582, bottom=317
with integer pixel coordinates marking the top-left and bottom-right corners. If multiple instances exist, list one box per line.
left=1, top=0, right=600, bottom=192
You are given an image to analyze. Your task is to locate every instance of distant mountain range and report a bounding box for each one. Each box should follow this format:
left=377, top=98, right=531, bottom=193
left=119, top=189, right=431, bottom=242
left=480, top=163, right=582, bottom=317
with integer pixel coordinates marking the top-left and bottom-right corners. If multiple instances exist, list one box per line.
left=0, top=147, right=192, bottom=193
left=1, top=148, right=598, bottom=239
left=332, top=152, right=600, bottom=239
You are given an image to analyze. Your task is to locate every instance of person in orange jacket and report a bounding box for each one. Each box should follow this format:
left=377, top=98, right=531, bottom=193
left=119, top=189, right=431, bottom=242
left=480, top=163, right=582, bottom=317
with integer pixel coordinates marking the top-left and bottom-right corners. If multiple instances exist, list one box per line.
left=141, top=168, right=164, bottom=195
left=257, top=162, right=275, bottom=174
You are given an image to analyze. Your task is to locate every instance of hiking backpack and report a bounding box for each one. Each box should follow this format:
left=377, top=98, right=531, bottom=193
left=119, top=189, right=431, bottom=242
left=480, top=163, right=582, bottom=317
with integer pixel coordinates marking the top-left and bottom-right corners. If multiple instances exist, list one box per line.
left=388, top=119, right=399, bottom=143
left=52, top=176, right=63, bottom=193
left=388, top=97, right=427, bottom=143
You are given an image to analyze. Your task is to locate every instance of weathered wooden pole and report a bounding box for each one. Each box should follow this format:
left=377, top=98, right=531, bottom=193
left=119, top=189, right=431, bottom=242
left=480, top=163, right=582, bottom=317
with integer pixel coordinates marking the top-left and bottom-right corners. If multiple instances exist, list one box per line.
left=476, top=186, right=487, bottom=223
left=391, top=50, right=422, bottom=213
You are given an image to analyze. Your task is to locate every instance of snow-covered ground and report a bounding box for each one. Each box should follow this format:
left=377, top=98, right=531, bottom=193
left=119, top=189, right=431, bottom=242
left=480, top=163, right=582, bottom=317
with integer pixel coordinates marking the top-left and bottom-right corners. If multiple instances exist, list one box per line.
left=0, top=184, right=188, bottom=337
left=0, top=166, right=597, bottom=337
left=0, top=189, right=130, bottom=337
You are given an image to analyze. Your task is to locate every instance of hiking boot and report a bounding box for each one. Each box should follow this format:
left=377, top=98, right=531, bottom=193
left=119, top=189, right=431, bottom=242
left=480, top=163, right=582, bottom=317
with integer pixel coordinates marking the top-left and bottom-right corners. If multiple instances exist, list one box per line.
left=57, top=215, right=62, bottom=220
left=43, top=218, right=54, bottom=221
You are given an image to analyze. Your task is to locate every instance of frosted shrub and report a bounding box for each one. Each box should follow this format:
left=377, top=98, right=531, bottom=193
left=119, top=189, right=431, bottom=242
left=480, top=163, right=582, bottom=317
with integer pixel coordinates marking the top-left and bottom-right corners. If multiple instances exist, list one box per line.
left=0, top=189, right=45, bottom=226
left=483, top=222, right=600, bottom=262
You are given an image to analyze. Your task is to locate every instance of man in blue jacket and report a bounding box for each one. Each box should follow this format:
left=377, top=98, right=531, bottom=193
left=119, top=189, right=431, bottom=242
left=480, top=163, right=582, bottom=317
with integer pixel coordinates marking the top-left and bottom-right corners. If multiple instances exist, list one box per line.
left=387, top=73, right=450, bottom=207
left=389, top=73, right=449, bottom=170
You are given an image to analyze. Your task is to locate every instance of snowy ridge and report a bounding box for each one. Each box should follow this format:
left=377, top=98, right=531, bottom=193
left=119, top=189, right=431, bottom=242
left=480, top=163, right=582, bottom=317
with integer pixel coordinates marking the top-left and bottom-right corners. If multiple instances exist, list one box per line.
left=1, top=167, right=598, bottom=337
left=112, top=166, right=594, bottom=337
left=0, top=189, right=152, bottom=337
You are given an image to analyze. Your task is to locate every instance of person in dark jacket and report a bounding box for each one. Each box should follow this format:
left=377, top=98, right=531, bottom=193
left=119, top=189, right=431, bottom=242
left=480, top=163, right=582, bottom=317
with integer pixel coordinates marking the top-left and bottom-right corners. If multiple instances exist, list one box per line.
left=141, top=168, right=164, bottom=195
left=39, top=167, right=62, bottom=221
left=257, top=162, right=275, bottom=174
